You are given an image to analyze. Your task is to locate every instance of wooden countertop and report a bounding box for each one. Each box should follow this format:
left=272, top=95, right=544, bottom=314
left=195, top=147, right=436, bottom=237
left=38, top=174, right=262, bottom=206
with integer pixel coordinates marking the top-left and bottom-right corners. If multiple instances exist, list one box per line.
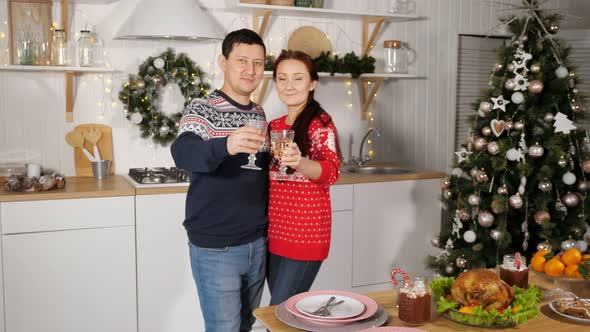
left=253, top=273, right=588, bottom=331
left=135, top=167, right=447, bottom=195
left=0, top=175, right=135, bottom=202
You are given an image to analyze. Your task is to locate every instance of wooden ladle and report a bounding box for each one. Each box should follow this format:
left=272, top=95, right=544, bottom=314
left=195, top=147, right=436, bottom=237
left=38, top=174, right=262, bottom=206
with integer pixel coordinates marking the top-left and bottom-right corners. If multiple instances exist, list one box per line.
left=83, top=128, right=103, bottom=161
left=65, top=131, right=95, bottom=161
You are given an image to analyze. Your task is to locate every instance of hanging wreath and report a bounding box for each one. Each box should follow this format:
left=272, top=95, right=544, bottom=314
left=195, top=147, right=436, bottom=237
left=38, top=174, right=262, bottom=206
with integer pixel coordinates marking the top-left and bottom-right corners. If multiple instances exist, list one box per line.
left=119, top=48, right=210, bottom=145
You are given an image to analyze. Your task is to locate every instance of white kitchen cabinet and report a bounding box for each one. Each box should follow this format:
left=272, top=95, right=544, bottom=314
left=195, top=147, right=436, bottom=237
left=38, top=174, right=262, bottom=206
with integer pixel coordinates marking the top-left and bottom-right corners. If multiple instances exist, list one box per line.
left=135, top=193, right=205, bottom=332
left=1, top=197, right=136, bottom=332
left=0, top=204, right=5, bottom=332
left=352, top=179, right=442, bottom=288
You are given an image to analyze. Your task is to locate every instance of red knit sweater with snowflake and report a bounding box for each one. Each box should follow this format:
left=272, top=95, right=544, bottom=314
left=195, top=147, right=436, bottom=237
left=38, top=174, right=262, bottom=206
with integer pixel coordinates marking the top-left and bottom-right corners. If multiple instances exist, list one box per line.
left=268, top=114, right=341, bottom=261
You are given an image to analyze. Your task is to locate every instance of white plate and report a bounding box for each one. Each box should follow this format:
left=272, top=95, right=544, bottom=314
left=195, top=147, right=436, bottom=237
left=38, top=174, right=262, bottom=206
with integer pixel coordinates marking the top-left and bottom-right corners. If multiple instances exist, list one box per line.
left=295, top=295, right=365, bottom=320
left=549, top=298, right=590, bottom=323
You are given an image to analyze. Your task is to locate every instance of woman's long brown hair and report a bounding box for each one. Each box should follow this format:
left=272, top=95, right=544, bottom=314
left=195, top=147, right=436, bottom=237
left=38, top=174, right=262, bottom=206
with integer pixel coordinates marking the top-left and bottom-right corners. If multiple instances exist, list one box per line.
left=272, top=50, right=342, bottom=160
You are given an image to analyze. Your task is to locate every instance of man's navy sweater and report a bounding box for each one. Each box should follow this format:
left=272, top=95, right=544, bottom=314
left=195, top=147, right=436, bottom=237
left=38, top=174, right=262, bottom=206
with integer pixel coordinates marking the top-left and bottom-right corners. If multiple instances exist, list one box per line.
left=171, top=90, right=269, bottom=248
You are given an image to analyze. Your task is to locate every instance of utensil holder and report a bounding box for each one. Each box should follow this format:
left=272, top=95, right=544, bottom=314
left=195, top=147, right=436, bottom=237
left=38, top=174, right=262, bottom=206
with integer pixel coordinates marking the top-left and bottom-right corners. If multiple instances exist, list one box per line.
left=91, top=160, right=111, bottom=179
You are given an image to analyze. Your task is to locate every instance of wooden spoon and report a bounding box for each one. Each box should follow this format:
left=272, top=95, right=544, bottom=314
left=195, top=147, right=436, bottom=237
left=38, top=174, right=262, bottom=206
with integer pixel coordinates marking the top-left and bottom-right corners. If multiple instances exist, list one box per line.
left=83, top=128, right=103, bottom=161
left=65, top=131, right=95, bottom=161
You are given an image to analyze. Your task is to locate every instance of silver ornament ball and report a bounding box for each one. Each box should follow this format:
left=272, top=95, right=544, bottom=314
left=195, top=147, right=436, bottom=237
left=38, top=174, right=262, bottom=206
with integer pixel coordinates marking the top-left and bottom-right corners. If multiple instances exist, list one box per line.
left=563, top=192, right=580, bottom=207
left=431, top=235, right=441, bottom=247
left=511, top=91, right=525, bottom=104
left=544, top=112, right=555, bottom=122
left=456, top=257, right=468, bottom=269
left=509, top=193, right=524, bottom=209
left=538, top=180, right=553, bottom=193
left=490, top=229, right=503, bottom=241
left=445, top=264, right=455, bottom=275
left=479, top=101, right=493, bottom=113
left=487, top=141, right=500, bottom=155
left=476, top=172, right=489, bottom=183
left=158, top=125, right=170, bottom=136
left=534, top=210, right=551, bottom=225
left=537, top=241, right=552, bottom=252
left=561, top=239, right=576, bottom=251
left=478, top=211, right=495, bottom=228
left=528, top=143, right=544, bottom=158
left=557, top=157, right=568, bottom=168
left=530, top=63, right=541, bottom=73
left=468, top=194, right=481, bottom=206
left=555, top=66, right=569, bottom=79
left=562, top=172, right=577, bottom=186
left=528, top=80, right=544, bottom=94
left=153, top=58, right=165, bottom=69
left=482, top=126, right=492, bottom=137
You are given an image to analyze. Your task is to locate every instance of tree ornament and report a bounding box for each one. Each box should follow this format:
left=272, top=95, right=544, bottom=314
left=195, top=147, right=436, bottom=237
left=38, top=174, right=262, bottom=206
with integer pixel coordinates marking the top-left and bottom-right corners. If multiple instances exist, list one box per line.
left=482, top=126, right=492, bottom=137
left=505, top=121, right=514, bottom=130
left=153, top=57, right=165, bottom=69
left=491, top=200, right=505, bottom=214
left=463, top=230, right=476, bottom=243
left=538, top=180, right=553, bottom=192
left=441, top=177, right=451, bottom=189
left=455, top=257, right=468, bottom=268
left=528, top=80, right=544, bottom=94
left=494, top=63, right=503, bottom=71
left=543, top=113, right=554, bottom=123
left=490, top=229, right=502, bottom=241
left=555, top=66, right=569, bottom=78
left=497, top=185, right=508, bottom=195
left=578, top=241, right=588, bottom=252
left=528, top=143, right=544, bottom=158
left=136, top=80, right=146, bottom=89
left=572, top=102, right=585, bottom=113
left=443, top=189, right=453, bottom=200
left=557, top=156, right=568, bottom=168
left=561, top=239, right=576, bottom=251
left=582, top=160, right=590, bottom=173
left=505, top=79, right=517, bottom=90
left=158, top=125, right=170, bottom=136
left=509, top=193, right=523, bottom=209
left=491, top=119, right=506, bottom=137
left=487, top=141, right=500, bottom=155
left=562, top=172, right=576, bottom=185
left=473, top=137, right=487, bottom=151
left=506, top=148, right=525, bottom=162
left=553, top=112, right=577, bottom=134
left=530, top=63, right=541, bottom=73
left=563, top=192, right=580, bottom=207
left=534, top=211, right=550, bottom=225
left=457, top=209, right=471, bottom=222
left=431, top=235, right=440, bottom=247
left=445, top=264, right=455, bottom=275
left=511, top=91, right=525, bottom=104
left=468, top=194, right=481, bottom=206
left=479, top=101, right=493, bottom=113
left=130, top=112, right=144, bottom=124
left=455, top=147, right=472, bottom=163
left=514, top=121, right=524, bottom=131
left=491, top=95, right=510, bottom=112
left=537, top=241, right=552, bottom=252
left=478, top=211, right=495, bottom=228
left=470, top=168, right=480, bottom=178
left=578, top=181, right=589, bottom=192
left=547, top=21, right=560, bottom=34
left=476, top=171, right=489, bottom=183
left=507, top=63, right=516, bottom=72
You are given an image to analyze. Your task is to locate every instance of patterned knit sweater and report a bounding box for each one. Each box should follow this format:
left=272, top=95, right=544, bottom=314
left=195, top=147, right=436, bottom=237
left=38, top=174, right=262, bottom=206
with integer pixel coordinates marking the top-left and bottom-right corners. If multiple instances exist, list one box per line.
left=268, top=114, right=341, bottom=261
left=171, top=90, right=269, bottom=248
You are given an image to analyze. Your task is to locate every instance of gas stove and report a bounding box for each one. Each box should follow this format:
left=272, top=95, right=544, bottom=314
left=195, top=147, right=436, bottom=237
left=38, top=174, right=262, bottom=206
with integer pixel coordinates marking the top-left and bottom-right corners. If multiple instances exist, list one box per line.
left=127, top=167, right=190, bottom=185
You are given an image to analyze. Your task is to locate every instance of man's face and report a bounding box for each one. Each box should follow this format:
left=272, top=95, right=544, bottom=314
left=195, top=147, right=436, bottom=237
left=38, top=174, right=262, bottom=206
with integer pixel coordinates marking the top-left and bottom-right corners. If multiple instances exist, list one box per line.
left=219, top=43, right=265, bottom=97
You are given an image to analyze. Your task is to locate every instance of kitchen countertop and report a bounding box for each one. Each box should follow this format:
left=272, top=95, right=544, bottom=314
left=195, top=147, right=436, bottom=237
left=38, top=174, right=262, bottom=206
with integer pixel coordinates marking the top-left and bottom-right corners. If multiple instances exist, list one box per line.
left=0, top=167, right=446, bottom=201
left=0, top=175, right=135, bottom=202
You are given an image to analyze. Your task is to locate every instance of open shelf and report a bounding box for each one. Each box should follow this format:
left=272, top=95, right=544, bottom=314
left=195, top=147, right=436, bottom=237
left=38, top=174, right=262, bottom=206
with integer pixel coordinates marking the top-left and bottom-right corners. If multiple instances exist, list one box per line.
left=262, top=71, right=421, bottom=79
left=0, top=65, right=118, bottom=73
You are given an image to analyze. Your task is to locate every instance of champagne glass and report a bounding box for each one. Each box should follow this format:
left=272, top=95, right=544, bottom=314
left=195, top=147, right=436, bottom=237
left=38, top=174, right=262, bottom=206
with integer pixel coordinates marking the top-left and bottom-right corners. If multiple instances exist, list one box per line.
left=241, top=119, right=268, bottom=170
left=270, top=130, right=295, bottom=179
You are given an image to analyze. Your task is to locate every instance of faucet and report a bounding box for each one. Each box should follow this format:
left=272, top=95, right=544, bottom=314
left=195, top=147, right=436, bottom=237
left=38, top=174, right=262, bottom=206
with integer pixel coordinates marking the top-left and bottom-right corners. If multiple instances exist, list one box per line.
left=351, top=127, right=381, bottom=166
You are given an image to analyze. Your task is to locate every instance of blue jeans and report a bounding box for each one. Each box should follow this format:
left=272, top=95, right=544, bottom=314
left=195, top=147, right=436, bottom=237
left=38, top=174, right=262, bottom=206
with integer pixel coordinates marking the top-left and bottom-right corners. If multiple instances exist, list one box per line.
left=189, top=237, right=267, bottom=332
left=267, top=253, right=323, bottom=305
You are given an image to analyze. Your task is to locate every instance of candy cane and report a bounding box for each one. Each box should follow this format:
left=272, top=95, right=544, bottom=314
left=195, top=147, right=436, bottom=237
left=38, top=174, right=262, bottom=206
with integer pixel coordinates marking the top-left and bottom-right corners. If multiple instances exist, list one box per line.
left=514, top=252, right=522, bottom=270
left=390, top=268, right=413, bottom=287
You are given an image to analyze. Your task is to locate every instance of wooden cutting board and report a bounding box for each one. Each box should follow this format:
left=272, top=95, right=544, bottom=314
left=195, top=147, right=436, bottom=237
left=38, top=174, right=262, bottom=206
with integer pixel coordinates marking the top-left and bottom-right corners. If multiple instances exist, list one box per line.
left=66, top=124, right=114, bottom=176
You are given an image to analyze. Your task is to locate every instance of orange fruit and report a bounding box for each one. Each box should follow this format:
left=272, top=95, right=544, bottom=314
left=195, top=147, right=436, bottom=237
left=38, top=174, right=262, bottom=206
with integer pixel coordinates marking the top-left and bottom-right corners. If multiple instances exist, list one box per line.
left=562, top=249, right=582, bottom=266
left=544, top=257, right=566, bottom=277
left=459, top=307, right=474, bottom=315
left=535, top=249, right=551, bottom=258
left=531, top=255, right=547, bottom=272
left=564, top=265, right=583, bottom=279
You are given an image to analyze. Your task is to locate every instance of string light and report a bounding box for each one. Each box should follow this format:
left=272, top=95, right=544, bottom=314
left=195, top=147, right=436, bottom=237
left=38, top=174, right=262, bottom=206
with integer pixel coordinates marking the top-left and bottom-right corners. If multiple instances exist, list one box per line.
left=367, top=139, right=372, bottom=144
left=0, top=32, right=5, bottom=39
left=347, top=90, right=352, bottom=95
left=105, top=88, right=111, bottom=93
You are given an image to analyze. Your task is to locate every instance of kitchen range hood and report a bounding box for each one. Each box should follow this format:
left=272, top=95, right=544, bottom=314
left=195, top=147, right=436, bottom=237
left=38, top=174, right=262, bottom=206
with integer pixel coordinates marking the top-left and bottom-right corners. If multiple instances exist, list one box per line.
left=115, top=0, right=224, bottom=41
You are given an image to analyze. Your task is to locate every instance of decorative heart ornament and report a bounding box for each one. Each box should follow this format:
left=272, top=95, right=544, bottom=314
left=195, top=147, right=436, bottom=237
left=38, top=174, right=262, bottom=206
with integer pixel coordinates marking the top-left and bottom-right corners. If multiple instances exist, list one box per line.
left=491, top=119, right=506, bottom=137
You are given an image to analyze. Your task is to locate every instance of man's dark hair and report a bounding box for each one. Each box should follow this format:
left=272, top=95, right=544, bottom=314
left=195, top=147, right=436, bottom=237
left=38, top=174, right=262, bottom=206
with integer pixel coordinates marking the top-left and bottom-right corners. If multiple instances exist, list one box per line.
left=221, top=29, right=266, bottom=58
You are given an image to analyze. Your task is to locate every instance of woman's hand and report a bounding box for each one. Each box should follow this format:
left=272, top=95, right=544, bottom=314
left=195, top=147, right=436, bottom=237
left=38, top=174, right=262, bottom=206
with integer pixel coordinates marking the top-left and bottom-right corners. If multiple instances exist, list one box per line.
left=279, top=142, right=303, bottom=170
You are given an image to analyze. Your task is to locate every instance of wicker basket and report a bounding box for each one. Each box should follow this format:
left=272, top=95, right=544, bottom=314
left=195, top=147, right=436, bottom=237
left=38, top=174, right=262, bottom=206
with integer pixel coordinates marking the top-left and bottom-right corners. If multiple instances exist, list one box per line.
left=269, top=0, right=294, bottom=6
left=240, top=0, right=269, bottom=4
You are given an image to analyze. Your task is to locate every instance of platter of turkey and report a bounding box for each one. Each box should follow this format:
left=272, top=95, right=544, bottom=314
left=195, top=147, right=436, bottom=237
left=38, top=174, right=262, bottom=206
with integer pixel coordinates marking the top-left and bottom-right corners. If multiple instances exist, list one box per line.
left=430, top=269, right=542, bottom=327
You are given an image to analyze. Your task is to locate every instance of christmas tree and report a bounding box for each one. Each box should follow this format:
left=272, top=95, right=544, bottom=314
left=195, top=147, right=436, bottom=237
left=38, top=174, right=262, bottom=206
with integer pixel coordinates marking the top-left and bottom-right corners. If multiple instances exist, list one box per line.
left=428, top=0, right=589, bottom=278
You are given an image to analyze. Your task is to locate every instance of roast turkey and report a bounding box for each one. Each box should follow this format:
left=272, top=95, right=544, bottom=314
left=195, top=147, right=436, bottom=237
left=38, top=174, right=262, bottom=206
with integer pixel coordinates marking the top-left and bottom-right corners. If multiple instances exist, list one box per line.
left=451, top=269, right=515, bottom=311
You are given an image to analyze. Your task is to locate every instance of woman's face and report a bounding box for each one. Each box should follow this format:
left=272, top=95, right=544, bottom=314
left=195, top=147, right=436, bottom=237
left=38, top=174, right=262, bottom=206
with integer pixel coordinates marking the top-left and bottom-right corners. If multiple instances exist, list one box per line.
left=275, top=59, right=317, bottom=111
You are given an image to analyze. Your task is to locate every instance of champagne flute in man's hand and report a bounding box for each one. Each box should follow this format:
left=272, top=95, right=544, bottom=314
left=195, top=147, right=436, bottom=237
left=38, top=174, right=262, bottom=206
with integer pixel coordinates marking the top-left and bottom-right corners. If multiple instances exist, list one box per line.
left=240, top=119, right=268, bottom=171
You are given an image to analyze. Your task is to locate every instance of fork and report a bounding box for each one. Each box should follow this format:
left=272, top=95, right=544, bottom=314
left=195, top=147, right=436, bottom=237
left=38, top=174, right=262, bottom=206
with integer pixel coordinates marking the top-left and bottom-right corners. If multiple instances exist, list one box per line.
left=308, top=299, right=345, bottom=317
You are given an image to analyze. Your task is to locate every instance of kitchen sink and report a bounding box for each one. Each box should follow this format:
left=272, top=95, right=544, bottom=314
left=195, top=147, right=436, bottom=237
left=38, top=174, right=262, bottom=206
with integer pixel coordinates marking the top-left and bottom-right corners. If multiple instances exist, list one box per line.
left=341, top=165, right=414, bottom=175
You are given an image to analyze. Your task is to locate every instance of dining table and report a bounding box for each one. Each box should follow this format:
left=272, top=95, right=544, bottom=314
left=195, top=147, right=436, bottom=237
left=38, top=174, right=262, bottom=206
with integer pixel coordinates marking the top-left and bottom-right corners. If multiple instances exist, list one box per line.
left=253, top=271, right=589, bottom=331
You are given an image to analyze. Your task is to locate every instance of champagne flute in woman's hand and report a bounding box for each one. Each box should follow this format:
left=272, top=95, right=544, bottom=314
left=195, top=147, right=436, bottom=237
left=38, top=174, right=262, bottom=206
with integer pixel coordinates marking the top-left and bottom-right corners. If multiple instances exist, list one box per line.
left=270, top=129, right=295, bottom=180
left=241, top=119, right=268, bottom=171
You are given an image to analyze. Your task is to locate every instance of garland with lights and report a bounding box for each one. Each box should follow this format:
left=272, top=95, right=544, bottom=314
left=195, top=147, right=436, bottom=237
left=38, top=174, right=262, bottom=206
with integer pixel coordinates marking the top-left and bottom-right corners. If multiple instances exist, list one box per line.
left=265, top=51, right=376, bottom=78
left=119, top=48, right=210, bottom=145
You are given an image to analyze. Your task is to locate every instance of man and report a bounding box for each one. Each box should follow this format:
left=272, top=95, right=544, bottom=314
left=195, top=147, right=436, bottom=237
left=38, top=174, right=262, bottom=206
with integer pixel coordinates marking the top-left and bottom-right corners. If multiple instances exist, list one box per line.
left=171, top=29, right=268, bottom=332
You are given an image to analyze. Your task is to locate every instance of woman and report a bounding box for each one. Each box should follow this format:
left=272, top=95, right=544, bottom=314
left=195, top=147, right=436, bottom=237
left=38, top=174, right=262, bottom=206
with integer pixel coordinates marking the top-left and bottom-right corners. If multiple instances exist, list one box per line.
left=267, top=50, right=342, bottom=305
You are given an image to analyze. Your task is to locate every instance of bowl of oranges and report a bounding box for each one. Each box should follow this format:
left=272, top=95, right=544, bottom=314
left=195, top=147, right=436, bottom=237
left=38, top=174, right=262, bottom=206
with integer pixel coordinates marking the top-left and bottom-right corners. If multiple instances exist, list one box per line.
left=530, top=248, right=590, bottom=297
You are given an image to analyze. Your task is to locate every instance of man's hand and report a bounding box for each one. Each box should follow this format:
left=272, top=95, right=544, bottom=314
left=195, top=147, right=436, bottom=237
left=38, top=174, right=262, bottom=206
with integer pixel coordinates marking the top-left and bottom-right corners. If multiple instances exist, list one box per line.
left=227, top=127, right=265, bottom=155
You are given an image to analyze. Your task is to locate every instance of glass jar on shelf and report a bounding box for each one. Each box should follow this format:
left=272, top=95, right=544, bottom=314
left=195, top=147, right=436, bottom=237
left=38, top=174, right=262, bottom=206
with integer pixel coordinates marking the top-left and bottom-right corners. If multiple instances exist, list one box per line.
left=383, top=40, right=415, bottom=74
left=389, top=0, right=416, bottom=14
left=15, top=30, right=35, bottom=65
left=77, top=30, right=94, bottom=67
left=398, top=276, right=432, bottom=325
left=51, top=29, right=70, bottom=66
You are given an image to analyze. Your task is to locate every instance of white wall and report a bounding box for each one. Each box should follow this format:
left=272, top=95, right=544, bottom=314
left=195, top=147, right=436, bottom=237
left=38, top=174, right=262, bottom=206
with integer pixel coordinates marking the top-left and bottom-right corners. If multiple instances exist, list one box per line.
left=0, top=0, right=587, bottom=175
